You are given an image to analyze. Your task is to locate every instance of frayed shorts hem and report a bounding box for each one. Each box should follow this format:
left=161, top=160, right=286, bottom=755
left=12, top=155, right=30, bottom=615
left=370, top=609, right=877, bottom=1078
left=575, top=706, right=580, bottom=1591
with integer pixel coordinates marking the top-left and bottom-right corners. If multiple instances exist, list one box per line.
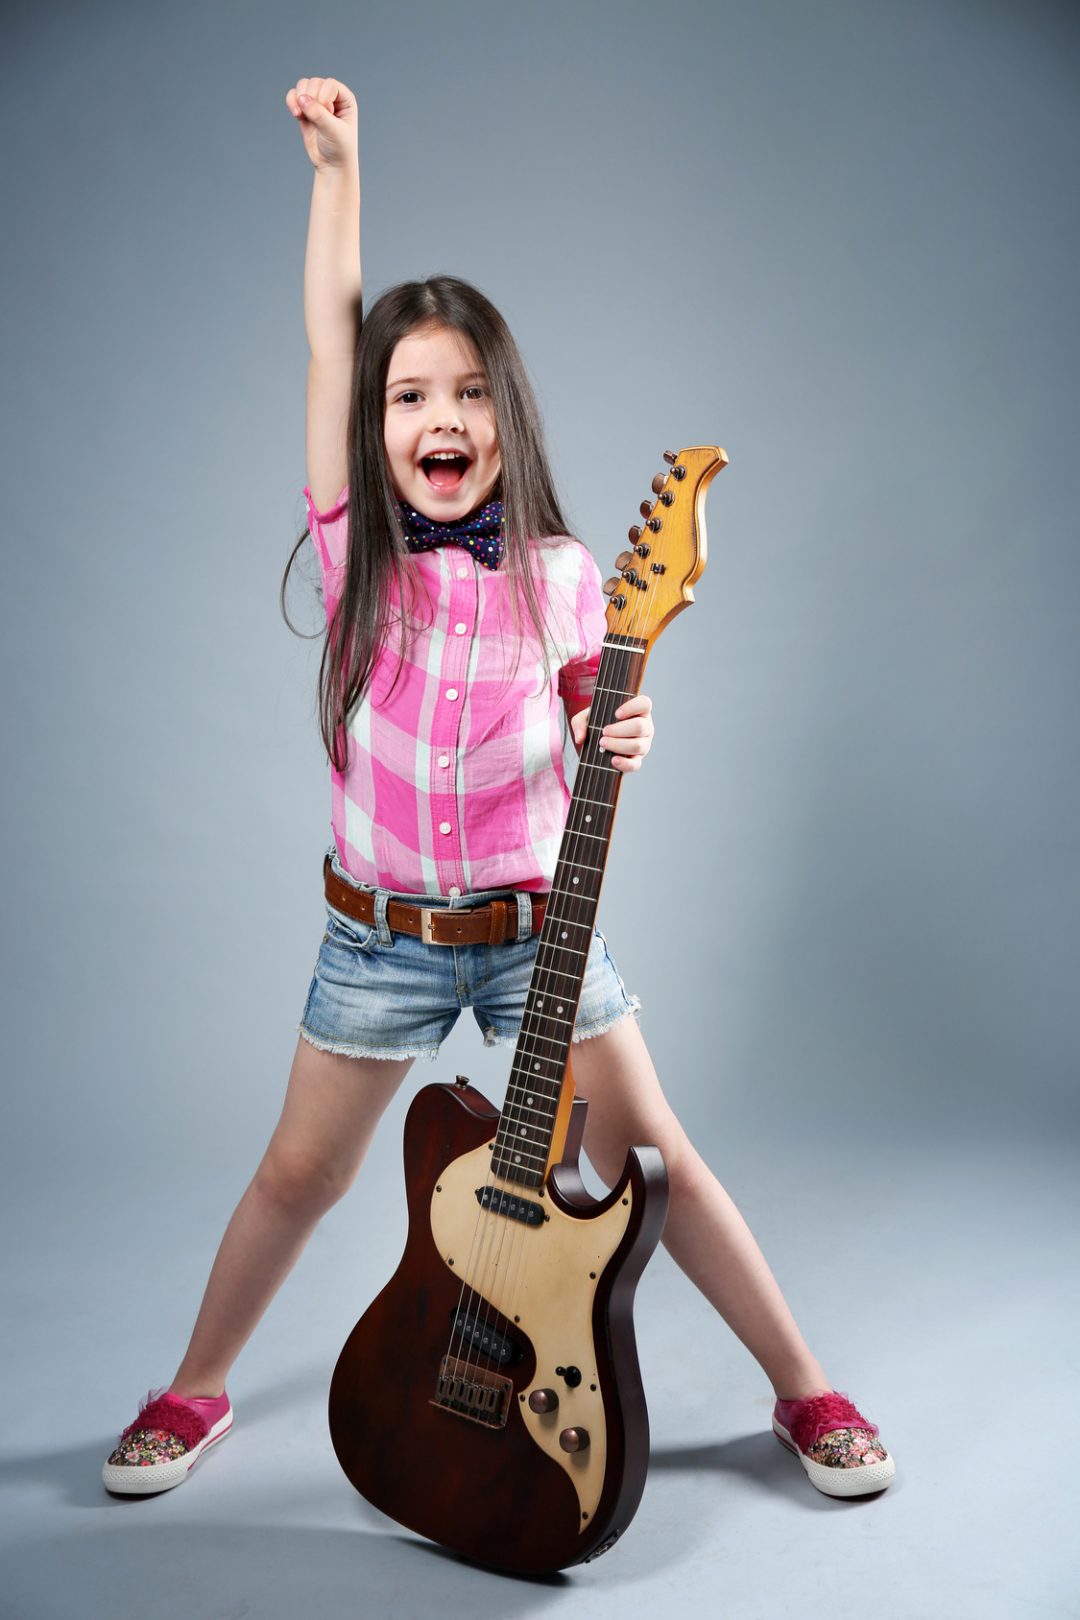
left=571, top=993, right=643, bottom=1044
left=297, top=1023, right=441, bottom=1063
left=480, top=993, right=643, bottom=1051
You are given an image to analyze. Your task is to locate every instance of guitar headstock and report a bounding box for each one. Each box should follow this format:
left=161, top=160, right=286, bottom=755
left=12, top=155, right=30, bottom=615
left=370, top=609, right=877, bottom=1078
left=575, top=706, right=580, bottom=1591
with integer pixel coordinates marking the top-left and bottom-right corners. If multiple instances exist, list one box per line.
left=603, top=446, right=728, bottom=643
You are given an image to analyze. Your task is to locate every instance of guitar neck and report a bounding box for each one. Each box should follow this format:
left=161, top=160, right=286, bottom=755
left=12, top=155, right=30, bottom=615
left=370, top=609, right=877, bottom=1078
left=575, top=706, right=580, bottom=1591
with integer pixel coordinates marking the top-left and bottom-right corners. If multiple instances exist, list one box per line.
left=490, top=632, right=649, bottom=1187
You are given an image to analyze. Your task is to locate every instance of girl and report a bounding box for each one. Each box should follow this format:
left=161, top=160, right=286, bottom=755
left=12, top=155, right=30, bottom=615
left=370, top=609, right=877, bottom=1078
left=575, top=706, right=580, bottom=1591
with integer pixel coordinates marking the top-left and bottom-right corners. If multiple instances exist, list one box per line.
left=102, top=75, right=895, bottom=1504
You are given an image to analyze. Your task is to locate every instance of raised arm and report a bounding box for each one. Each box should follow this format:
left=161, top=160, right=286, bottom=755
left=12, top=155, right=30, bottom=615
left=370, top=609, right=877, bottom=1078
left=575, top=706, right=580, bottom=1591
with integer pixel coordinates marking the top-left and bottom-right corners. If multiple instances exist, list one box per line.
left=286, top=77, right=362, bottom=512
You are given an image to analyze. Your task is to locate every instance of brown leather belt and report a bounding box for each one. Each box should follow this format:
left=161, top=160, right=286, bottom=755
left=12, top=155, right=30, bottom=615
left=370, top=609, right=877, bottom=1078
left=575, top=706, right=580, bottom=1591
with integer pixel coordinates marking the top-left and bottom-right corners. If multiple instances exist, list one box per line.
left=323, top=854, right=548, bottom=946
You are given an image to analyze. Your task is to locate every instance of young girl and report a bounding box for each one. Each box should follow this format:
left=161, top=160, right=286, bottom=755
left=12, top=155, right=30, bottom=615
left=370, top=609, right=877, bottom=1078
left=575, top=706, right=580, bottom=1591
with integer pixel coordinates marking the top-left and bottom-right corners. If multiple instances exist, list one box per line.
left=102, top=74, right=895, bottom=1504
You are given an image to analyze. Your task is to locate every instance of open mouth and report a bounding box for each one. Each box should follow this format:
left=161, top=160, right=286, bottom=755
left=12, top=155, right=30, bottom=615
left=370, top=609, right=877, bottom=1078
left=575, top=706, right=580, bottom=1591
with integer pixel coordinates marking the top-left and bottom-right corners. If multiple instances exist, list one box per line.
left=420, top=452, right=471, bottom=491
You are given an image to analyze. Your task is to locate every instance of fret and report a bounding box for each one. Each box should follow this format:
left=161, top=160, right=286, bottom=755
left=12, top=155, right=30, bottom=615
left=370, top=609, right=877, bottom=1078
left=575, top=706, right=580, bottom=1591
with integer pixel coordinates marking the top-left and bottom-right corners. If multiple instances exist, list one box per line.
left=501, top=1099, right=558, bottom=1124
left=520, top=964, right=587, bottom=987
left=588, top=680, right=642, bottom=700
left=516, top=1012, right=577, bottom=1038
left=491, top=1139, right=547, bottom=1167
left=506, top=1057, right=566, bottom=1087
left=567, top=794, right=616, bottom=813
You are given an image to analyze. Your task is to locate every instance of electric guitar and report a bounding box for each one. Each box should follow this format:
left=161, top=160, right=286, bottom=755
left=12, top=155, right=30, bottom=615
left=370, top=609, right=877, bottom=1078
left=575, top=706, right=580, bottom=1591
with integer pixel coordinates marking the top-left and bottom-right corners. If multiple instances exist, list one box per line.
left=328, top=446, right=728, bottom=1572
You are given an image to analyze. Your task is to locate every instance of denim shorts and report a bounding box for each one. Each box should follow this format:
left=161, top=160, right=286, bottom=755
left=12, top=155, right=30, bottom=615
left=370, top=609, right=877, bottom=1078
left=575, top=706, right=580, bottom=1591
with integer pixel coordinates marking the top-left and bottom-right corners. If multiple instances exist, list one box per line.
left=297, top=845, right=642, bottom=1063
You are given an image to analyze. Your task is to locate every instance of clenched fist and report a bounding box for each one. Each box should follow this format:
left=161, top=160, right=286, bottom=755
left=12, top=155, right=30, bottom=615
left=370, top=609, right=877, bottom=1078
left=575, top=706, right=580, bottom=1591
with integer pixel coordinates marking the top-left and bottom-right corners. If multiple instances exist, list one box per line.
left=286, top=77, right=358, bottom=172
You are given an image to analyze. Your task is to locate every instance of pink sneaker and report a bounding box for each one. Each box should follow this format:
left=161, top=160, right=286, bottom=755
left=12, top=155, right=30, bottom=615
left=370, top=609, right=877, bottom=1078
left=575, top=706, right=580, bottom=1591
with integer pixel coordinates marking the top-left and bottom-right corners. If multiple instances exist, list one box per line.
left=772, top=1389, right=896, bottom=1497
left=102, top=1387, right=233, bottom=1494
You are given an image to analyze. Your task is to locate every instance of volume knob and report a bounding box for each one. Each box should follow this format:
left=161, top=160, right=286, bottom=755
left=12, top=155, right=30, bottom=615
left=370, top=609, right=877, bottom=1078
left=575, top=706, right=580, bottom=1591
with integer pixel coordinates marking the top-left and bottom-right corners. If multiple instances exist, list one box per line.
left=559, top=1427, right=590, bottom=1453
left=529, top=1388, right=559, bottom=1413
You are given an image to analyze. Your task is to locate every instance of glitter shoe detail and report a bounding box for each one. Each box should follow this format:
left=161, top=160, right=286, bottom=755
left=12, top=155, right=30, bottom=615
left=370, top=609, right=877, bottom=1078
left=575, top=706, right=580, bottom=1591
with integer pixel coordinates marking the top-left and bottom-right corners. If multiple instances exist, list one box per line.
left=772, top=1388, right=895, bottom=1497
left=102, top=1385, right=233, bottom=1494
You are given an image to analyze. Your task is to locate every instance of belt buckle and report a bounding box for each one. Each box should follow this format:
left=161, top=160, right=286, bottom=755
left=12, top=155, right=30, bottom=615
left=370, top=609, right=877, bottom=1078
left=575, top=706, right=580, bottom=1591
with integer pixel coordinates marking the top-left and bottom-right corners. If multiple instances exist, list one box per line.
left=418, top=906, right=450, bottom=946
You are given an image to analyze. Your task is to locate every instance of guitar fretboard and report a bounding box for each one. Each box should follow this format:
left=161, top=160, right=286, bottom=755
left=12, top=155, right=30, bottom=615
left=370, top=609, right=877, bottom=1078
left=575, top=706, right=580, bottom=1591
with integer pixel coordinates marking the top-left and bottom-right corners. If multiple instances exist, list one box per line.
left=490, top=633, right=648, bottom=1186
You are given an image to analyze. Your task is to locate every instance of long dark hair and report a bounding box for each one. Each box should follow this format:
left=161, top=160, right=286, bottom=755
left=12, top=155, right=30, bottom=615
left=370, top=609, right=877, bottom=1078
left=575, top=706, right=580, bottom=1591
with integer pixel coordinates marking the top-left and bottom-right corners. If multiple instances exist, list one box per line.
left=280, top=275, right=574, bottom=773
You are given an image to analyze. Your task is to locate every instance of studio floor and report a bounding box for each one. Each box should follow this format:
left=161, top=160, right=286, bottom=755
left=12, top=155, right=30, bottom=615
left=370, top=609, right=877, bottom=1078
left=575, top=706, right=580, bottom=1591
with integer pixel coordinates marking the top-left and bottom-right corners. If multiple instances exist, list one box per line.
left=4, top=1122, right=1074, bottom=1620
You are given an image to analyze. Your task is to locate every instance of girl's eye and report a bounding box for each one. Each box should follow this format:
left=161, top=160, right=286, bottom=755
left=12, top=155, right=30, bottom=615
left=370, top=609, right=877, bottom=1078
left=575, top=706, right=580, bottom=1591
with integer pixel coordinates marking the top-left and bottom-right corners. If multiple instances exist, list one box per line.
left=463, top=385, right=486, bottom=400
left=397, top=391, right=421, bottom=404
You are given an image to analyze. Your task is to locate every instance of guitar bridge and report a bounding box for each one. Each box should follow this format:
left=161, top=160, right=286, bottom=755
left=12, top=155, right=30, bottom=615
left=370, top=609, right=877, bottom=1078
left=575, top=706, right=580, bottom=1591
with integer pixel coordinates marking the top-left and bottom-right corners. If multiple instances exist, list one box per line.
left=431, top=1355, right=513, bottom=1429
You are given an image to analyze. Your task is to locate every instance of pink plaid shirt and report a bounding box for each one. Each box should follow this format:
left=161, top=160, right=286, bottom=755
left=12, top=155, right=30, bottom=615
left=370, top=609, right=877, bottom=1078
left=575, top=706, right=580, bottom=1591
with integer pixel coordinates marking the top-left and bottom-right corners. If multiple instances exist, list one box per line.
left=303, top=484, right=608, bottom=897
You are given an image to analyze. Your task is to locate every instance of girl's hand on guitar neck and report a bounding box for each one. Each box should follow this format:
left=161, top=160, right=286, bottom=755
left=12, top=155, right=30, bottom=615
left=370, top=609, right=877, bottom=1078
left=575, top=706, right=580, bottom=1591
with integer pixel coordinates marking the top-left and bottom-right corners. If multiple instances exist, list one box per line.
left=570, top=692, right=654, bottom=772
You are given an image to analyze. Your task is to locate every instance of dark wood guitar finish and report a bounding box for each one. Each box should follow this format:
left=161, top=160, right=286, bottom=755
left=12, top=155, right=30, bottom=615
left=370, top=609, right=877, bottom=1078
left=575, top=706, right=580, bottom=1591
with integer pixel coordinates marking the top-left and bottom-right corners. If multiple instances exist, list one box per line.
left=328, top=448, right=727, bottom=1573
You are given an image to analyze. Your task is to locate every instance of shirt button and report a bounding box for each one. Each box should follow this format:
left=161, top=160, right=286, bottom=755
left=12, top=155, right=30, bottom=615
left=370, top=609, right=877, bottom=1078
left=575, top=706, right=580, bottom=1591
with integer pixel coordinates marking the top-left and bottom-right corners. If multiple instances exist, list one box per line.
left=445, top=688, right=458, bottom=701
left=438, top=754, right=450, bottom=767
left=457, top=565, right=469, bottom=578
left=448, top=885, right=461, bottom=897
left=439, top=821, right=452, bottom=834
left=454, top=622, right=467, bottom=635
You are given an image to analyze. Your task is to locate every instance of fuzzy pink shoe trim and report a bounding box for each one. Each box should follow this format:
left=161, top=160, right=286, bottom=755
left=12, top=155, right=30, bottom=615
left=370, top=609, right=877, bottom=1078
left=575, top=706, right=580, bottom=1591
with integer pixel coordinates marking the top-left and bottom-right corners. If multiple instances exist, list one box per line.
left=774, top=1389, right=879, bottom=1454
left=117, top=1388, right=229, bottom=1453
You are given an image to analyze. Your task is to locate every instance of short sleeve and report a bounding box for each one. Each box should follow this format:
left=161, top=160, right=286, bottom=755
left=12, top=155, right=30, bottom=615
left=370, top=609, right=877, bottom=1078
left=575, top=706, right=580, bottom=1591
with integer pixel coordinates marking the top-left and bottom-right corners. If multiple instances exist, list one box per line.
left=303, top=482, right=349, bottom=622
left=557, top=543, right=608, bottom=713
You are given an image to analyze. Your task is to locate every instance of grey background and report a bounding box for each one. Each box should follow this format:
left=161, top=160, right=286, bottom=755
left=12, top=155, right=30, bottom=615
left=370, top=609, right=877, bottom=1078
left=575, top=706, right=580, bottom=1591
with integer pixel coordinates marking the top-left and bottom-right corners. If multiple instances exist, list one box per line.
left=3, top=0, right=1078, bottom=1616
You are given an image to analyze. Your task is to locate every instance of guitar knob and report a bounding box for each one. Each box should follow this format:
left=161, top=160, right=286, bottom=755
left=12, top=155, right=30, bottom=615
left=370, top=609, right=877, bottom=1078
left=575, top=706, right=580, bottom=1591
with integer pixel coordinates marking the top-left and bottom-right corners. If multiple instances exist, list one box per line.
left=651, top=472, right=667, bottom=494
left=615, top=550, right=633, bottom=570
left=528, top=1388, right=559, bottom=1414
left=662, top=450, right=677, bottom=464
left=628, top=524, right=643, bottom=543
left=602, top=575, right=622, bottom=597
left=639, top=499, right=654, bottom=519
left=559, top=1427, right=590, bottom=1453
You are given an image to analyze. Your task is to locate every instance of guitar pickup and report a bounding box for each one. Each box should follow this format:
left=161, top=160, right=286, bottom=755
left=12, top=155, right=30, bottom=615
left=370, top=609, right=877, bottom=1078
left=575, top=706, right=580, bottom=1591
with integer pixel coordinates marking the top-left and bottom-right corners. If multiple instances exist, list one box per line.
left=449, top=1306, right=521, bottom=1367
left=476, top=1185, right=546, bottom=1226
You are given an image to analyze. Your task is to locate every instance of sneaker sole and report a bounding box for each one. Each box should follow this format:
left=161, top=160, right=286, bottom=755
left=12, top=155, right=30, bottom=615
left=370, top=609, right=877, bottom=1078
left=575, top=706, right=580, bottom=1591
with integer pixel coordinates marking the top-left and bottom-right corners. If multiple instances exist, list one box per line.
left=102, top=1407, right=234, bottom=1495
left=772, top=1417, right=896, bottom=1497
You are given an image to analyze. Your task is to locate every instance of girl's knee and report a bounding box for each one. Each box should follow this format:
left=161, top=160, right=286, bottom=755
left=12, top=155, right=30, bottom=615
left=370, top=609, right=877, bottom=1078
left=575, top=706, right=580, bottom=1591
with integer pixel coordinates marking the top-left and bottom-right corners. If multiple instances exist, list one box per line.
left=586, top=1112, right=695, bottom=1193
left=255, top=1140, right=352, bottom=1211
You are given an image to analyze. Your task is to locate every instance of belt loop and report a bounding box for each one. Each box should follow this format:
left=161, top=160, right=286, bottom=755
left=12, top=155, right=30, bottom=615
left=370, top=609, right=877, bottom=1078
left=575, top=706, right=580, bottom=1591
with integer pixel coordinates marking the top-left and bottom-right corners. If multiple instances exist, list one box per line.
left=515, top=891, right=533, bottom=943
left=373, top=888, right=394, bottom=946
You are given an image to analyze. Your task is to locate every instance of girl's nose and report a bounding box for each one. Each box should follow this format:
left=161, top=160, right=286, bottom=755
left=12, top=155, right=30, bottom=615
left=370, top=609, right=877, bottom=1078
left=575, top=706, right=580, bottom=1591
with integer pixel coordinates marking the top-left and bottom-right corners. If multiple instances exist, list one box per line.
left=427, top=404, right=464, bottom=433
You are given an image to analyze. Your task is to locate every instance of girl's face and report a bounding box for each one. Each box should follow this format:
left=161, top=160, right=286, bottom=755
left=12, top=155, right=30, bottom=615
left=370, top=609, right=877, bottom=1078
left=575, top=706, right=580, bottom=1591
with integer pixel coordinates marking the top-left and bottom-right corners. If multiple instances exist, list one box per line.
left=383, top=323, right=501, bottom=521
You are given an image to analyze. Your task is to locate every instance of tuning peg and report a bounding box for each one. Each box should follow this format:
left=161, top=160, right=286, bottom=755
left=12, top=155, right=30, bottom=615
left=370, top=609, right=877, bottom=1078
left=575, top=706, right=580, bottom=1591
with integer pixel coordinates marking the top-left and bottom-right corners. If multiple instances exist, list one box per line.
left=662, top=450, right=677, bottom=464
left=628, top=524, right=643, bottom=543
left=650, top=473, right=667, bottom=494
left=615, top=550, right=633, bottom=570
left=603, top=575, right=623, bottom=596
left=639, top=499, right=654, bottom=519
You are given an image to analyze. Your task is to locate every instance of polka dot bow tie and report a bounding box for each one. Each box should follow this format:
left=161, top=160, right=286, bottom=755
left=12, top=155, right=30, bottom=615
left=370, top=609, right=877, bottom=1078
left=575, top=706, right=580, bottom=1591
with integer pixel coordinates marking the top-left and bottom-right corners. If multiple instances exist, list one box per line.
left=396, top=498, right=505, bottom=571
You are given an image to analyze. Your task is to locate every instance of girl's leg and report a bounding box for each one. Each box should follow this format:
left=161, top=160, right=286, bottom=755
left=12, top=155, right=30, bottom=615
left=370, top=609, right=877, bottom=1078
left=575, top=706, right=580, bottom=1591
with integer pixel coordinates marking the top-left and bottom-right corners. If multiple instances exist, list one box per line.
left=170, top=1036, right=414, bottom=1398
left=568, top=1016, right=830, bottom=1401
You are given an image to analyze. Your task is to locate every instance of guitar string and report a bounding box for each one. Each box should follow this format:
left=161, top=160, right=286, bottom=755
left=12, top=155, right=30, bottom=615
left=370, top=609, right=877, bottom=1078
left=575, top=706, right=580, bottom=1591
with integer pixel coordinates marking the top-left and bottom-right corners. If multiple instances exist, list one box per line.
left=439, top=636, right=635, bottom=1408
left=460, top=640, right=637, bottom=1398
left=440, top=481, right=666, bottom=1418
left=437, top=555, right=643, bottom=1396
left=438, top=670, right=628, bottom=1408
left=451, top=625, right=650, bottom=1410
left=450, top=649, right=630, bottom=1409
left=442, top=489, right=662, bottom=1416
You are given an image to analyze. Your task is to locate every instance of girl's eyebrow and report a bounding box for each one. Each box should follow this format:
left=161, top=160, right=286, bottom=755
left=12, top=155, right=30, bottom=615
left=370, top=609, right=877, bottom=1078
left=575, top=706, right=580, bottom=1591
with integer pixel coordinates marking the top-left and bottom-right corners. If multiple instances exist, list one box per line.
left=385, top=370, right=488, bottom=393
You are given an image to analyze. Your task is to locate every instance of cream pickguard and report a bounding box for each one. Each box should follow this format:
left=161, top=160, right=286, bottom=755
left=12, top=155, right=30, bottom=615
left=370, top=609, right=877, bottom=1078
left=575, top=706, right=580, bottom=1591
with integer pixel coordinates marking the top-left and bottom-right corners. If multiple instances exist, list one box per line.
left=430, top=1140, right=635, bottom=1524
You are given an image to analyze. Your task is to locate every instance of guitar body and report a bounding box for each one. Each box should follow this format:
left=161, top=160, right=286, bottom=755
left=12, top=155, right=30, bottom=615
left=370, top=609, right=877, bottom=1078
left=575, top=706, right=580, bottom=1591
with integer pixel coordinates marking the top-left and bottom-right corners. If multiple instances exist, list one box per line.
left=328, top=1078, right=668, bottom=1573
